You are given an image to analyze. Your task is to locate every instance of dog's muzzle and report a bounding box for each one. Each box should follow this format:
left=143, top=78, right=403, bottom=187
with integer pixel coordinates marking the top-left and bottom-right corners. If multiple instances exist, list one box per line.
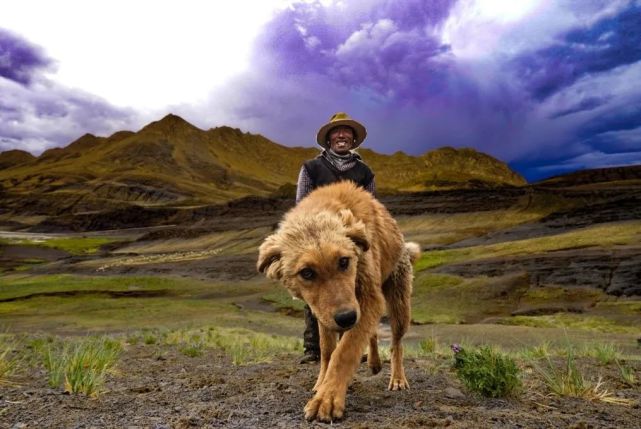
left=334, top=310, right=357, bottom=330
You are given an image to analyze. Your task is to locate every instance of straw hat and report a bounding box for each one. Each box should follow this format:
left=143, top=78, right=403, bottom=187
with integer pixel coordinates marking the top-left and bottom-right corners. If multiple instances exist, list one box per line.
left=316, top=112, right=367, bottom=149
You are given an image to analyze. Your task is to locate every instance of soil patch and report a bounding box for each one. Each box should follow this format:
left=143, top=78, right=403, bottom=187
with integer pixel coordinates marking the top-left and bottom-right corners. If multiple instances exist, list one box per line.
left=3, top=343, right=640, bottom=428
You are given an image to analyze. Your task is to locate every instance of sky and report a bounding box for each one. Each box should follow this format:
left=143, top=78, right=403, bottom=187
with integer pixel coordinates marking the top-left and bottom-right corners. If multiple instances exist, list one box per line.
left=1, top=0, right=640, bottom=182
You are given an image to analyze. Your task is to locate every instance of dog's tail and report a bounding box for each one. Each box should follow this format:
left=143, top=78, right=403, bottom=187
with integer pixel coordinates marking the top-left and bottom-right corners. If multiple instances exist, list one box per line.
left=405, top=242, right=421, bottom=264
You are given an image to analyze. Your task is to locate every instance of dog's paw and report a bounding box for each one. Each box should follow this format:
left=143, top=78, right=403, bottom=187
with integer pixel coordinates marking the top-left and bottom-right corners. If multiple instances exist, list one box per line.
left=304, top=388, right=345, bottom=422
left=388, top=376, right=410, bottom=391
left=312, top=379, right=322, bottom=392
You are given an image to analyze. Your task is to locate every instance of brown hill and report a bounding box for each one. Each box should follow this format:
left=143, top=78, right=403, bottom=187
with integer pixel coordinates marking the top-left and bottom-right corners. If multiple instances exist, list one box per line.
left=535, top=165, right=641, bottom=188
left=0, top=149, right=35, bottom=169
left=0, top=114, right=526, bottom=218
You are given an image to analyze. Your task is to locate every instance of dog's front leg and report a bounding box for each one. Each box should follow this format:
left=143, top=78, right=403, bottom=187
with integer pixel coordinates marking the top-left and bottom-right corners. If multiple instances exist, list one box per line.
left=304, top=302, right=382, bottom=422
left=313, top=324, right=337, bottom=392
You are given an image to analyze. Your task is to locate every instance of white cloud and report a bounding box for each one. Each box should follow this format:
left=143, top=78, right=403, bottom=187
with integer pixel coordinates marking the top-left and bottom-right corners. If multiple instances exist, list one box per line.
left=2, top=0, right=289, bottom=110
left=336, top=19, right=397, bottom=58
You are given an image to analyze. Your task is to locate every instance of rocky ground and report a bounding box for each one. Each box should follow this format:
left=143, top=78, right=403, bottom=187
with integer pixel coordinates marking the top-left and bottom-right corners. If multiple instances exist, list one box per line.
left=3, top=343, right=640, bottom=429
left=2, top=179, right=641, bottom=428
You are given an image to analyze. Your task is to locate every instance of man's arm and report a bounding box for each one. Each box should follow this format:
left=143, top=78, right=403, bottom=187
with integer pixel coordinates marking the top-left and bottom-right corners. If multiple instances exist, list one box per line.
left=365, top=177, right=376, bottom=197
left=296, top=166, right=314, bottom=203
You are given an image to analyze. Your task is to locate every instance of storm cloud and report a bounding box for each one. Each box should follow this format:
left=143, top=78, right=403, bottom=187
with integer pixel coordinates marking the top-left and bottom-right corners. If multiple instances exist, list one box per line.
left=194, top=0, right=641, bottom=181
left=0, top=28, right=136, bottom=154
left=3, top=1, right=641, bottom=181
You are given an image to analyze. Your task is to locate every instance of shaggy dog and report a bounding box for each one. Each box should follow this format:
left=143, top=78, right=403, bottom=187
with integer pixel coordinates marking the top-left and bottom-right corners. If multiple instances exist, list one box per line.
left=257, top=181, right=420, bottom=422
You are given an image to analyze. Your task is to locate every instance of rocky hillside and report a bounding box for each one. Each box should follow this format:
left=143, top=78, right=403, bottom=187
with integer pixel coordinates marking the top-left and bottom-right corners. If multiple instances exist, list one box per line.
left=535, top=165, right=641, bottom=188
left=0, top=114, right=525, bottom=218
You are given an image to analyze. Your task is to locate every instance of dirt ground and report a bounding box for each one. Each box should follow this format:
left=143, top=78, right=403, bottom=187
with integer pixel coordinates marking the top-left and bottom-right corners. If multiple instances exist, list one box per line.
left=2, top=342, right=640, bottom=429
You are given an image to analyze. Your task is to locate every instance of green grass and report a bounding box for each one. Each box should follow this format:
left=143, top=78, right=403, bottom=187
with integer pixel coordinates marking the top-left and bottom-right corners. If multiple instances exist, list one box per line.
left=617, top=361, right=637, bottom=386
left=517, top=341, right=554, bottom=361
left=118, top=227, right=271, bottom=256
left=414, top=220, right=641, bottom=271
left=262, top=288, right=306, bottom=313
left=0, top=236, right=119, bottom=255
left=0, top=334, right=17, bottom=384
left=164, top=326, right=303, bottom=365
left=498, top=314, right=640, bottom=334
left=0, top=275, right=302, bottom=335
left=41, top=336, right=122, bottom=397
left=0, top=274, right=190, bottom=301
left=411, top=272, right=527, bottom=324
left=583, top=342, right=622, bottom=365
left=531, top=349, right=632, bottom=405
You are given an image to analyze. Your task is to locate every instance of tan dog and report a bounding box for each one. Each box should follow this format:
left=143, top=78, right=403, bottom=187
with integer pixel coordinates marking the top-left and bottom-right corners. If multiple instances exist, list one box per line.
left=257, top=181, right=420, bottom=422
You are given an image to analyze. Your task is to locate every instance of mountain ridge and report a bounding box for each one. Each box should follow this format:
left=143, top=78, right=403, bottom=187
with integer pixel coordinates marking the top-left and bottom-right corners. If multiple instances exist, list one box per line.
left=1, top=114, right=526, bottom=218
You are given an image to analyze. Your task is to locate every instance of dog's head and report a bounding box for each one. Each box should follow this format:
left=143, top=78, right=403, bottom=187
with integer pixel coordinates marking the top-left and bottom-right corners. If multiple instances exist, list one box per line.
left=257, top=209, right=370, bottom=332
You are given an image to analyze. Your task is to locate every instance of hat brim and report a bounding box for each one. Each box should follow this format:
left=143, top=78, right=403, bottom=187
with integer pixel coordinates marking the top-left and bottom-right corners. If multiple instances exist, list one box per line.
left=316, top=119, right=367, bottom=149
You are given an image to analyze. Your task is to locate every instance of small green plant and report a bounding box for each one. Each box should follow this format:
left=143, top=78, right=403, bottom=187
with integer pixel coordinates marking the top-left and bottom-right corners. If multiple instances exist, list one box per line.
left=452, top=344, right=521, bottom=398
left=180, top=341, right=204, bottom=358
left=0, top=335, right=17, bottom=384
left=617, top=361, right=637, bottom=387
left=585, top=342, right=621, bottom=365
left=126, top=334, right=140, bottom=345
left=519, top=341, right=553, bottom=360
left=533, top=349, right=632, bottom=405
left=418, top=337, right=436, bottom=354
left=43, top=336, right=122, bottom=397
left=143, top=333, right=158, bottom=345
left=165, top=326, right=302, bottom=365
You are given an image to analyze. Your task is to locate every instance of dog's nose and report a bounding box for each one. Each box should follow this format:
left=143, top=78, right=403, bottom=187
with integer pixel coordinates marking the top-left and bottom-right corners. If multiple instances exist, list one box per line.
left=334, top=310, right=357, bottom=329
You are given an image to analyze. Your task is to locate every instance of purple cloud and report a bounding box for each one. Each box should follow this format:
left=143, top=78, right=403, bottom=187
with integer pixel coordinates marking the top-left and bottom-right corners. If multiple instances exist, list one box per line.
left=3, top=1, right=641, bottom=184
left=194, top=0, right=641, bottom=182
left=513, top=2, right=641, bottom=101
left=0, top=28, right=137, bottom=154
left=0, top=28, right=51, bottom=85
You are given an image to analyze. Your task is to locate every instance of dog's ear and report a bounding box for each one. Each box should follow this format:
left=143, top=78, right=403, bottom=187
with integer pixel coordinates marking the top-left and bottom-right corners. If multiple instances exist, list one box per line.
left=257, top=235, right=283, bottom=280
left=339, top=209, right=370, bottom=252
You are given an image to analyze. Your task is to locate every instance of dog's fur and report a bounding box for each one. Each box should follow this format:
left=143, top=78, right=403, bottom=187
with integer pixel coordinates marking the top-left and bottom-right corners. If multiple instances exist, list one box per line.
left=257, top=181, right=420, bottom=422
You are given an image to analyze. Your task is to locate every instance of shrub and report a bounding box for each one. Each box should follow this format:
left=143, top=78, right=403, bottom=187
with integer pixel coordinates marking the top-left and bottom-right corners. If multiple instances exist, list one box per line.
left=452, top=344, right=521, bottom=398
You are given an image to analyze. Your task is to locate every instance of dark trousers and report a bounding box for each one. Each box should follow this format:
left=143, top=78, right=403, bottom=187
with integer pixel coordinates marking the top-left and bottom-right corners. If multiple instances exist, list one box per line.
left=303, top=304, right=320, bottom=355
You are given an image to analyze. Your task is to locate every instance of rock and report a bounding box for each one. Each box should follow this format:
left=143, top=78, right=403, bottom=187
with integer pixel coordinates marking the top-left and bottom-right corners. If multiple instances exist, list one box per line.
left=444, top=387, right=465, bottom=399
left=436, top=246, right=641, bottom=297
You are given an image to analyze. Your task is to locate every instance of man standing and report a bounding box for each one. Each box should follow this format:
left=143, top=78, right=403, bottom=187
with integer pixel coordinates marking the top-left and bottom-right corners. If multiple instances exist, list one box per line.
left=296, top=112, right=376, bottom=363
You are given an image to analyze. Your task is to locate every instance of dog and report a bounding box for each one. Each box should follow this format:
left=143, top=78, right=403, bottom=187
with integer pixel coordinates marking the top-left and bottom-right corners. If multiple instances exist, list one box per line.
left=257, top=181, right=420, bottom=422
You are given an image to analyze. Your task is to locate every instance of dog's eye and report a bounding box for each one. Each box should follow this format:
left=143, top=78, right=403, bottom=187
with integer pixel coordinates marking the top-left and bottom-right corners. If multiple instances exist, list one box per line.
left=338, top=257, right=350, bottom=271
left=299, top=268, right=316, bottom=280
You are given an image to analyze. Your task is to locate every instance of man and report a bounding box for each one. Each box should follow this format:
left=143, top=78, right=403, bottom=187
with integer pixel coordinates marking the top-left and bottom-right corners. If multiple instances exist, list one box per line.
left=296, top=112, right=376, bottom=363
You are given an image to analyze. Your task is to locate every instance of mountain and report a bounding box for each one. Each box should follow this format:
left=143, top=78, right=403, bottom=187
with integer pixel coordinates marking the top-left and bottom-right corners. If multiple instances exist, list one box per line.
left=0, top=114, right=525, bottom=219
left=0, top=150, right=36, bottom=169
left=535, top=165, right=641, bottom=188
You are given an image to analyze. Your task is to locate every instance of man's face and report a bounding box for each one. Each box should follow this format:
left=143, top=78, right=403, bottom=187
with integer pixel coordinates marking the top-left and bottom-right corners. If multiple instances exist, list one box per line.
left=328, top=126, right=355, bottom=154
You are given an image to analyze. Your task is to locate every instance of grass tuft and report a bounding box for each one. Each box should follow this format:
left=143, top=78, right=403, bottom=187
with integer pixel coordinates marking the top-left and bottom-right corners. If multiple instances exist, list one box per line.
left=164, top=326, right=302, bottom=365
left=617, top=361, right=637, bottom=387
left=583, top=342, right=621, bottom=365
left=0, top=334, right=17, bottom=385
left=533, top=349, right=633, bottom=405
left=41, top=336, right=122, bottom=397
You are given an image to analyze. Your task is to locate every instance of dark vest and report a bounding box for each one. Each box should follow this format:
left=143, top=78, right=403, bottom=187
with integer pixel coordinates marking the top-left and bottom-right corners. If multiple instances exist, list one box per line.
left=303, top=156, right=374, bottom=190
